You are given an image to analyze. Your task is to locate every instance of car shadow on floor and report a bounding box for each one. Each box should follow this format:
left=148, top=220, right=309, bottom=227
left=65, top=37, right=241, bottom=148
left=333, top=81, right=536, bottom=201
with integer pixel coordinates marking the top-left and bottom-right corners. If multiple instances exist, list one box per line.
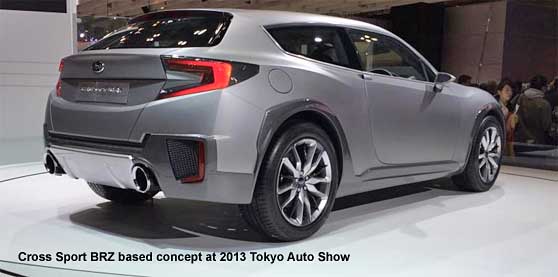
left=68, top=178, right=504, bottom=250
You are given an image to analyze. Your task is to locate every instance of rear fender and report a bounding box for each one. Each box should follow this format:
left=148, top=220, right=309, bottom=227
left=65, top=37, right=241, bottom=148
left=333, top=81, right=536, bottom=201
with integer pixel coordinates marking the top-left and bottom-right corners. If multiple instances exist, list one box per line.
left=254, top=99, right=352, bottom=188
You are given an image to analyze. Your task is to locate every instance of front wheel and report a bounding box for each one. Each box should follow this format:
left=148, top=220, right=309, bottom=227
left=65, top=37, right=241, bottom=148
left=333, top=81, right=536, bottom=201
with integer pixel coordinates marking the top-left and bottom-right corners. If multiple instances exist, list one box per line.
left=452, top=116, right=503, bottom=192
left=240, top=122, right=339, bottom=241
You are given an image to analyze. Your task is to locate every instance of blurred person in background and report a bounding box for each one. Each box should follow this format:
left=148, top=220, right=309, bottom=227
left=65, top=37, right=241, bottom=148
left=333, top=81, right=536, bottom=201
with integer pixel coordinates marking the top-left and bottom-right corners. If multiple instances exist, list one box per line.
left=508, top=80, right=524, bottom=108
left=457, top=74, right=472, bottom=86
left=544, top=78, right=558, bottom=144
left=516, top=75, right=552, bottom=145
left=496, top=79, right=519, bottom=155
left=479, top=83, right=490, bottom=93
left=545, top=77, right=558, bottom=108
left=480, top=80, right=498, bottom=96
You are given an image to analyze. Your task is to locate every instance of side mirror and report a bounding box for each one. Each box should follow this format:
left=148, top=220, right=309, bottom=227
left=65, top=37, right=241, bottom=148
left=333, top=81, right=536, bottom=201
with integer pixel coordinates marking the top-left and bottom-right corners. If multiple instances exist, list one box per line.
left=433, top=72, right=456, bottom=93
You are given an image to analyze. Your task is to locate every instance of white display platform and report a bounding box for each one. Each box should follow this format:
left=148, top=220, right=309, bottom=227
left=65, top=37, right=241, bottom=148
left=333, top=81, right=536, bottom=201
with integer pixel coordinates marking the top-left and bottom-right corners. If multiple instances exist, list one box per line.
left=0, top=163, right=556, bottom=276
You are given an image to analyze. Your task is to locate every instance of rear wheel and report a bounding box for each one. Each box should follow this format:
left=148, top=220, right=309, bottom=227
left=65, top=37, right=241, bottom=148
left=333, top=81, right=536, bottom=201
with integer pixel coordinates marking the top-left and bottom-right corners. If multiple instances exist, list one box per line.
left=453, top=116, right=503, bottom=192
left=88, top=182, right=158, bottom=204
left=240, top=122, right=339, bottom=241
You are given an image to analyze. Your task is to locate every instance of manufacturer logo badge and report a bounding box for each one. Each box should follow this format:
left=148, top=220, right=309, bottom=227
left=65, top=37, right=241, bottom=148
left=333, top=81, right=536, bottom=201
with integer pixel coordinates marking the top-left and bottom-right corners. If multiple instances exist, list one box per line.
left=92, top=61, right=105, bottom=74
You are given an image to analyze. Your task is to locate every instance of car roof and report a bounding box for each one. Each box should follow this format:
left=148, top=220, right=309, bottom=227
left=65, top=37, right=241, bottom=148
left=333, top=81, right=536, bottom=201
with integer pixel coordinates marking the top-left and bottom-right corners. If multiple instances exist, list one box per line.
left=134, top=8, right=391, bottom=35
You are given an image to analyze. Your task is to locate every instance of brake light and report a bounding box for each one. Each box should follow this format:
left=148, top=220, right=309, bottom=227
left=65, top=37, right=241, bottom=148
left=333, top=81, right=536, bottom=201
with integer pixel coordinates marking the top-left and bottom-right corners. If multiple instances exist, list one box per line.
left=56, top=80, right=62, bottom=97
left=56, top=59, right=64, bottom=97
left=160, top=58, right=232, bottom=99
left=58, top=59, right=64, bottom=72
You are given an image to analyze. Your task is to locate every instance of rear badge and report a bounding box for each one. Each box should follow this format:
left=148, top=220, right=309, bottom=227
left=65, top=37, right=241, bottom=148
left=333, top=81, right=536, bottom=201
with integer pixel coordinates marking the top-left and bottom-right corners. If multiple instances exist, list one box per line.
left=77, top=81, right=130, bottom=104
left=92, top=61, right=105, bottom=74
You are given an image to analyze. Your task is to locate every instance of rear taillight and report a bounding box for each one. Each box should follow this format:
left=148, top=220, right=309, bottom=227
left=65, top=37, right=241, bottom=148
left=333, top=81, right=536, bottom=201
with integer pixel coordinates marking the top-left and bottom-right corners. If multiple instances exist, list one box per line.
left=58, top=59, right=64, bottom=72
left=55, top=80, right=62, bottom=97
left=56, top=59, right=64, bottom=97
left=160, top=58, right=232, bottom=99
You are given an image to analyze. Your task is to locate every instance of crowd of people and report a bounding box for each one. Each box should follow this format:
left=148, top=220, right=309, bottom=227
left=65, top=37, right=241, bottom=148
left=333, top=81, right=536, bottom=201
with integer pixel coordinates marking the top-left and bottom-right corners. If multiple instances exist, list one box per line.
left=457, top=74, right=558, bottom=154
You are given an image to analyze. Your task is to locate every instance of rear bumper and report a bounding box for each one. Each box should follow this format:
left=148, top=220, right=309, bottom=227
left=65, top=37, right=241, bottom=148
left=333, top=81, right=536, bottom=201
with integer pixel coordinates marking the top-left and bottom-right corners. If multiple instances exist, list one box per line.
left=45, top=132, right=255, bottom=204
left=49, top=145, right=137, bottom=189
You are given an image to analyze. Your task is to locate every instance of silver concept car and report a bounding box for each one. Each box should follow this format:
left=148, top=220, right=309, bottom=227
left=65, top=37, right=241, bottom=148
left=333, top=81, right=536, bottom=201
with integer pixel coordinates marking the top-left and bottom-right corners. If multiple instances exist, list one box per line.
left=44, top=9, right=504, bottom=241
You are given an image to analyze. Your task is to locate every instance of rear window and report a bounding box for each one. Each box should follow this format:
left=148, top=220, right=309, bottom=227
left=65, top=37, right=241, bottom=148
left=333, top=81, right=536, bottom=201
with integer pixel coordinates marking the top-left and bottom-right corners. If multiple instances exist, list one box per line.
left=267, top=26, right=352, bottom=68
left=86, top=15, right=231, bottom=50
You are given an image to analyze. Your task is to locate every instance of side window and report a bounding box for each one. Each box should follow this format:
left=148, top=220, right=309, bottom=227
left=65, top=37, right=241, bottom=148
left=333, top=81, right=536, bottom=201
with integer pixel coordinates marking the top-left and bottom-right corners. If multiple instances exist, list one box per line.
left=267, top=26, right=351, bottom=68
left=423, top=62, right=437, bottom=82
left=347, top=29, right=429, bottom=82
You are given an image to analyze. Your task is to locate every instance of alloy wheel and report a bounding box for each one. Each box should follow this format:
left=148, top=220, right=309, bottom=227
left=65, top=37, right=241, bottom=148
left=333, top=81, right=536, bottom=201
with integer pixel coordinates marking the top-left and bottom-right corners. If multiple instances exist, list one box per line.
left=478, top=126, right=501, bottom=183
left=276, top=138, right=332, bottom=227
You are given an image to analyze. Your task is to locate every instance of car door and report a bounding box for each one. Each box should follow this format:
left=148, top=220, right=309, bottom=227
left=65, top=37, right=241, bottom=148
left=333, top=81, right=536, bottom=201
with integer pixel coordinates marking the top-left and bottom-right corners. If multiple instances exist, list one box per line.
left=265, top=25, right=376, bottom=176
left=347, top=29, right=460, bottom=165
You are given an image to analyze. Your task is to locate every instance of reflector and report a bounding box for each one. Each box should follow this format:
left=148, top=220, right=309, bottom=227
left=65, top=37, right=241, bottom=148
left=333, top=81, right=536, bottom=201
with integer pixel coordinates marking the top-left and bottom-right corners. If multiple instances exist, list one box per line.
left=56, top=59, right=64, bottom=96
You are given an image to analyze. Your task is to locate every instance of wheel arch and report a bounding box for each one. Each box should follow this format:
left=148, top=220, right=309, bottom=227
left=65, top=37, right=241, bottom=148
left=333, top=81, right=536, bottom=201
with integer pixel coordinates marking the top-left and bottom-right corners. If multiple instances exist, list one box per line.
left=254, top=99, right=350, bottom=189
left=458, top=102, right=505, bottom=174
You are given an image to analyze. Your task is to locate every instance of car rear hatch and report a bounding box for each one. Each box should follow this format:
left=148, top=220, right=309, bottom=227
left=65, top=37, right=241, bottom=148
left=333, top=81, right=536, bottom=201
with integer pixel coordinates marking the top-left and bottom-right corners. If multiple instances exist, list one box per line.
left=51, top=52, right=170, bottom=140
left=49, top=10, right=233, bottom=141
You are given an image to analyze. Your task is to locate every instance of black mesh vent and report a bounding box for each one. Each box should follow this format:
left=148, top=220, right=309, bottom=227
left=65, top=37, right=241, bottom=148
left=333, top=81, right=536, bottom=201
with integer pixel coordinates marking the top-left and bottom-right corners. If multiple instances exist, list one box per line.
left=166, top=139, right=199, bottom=180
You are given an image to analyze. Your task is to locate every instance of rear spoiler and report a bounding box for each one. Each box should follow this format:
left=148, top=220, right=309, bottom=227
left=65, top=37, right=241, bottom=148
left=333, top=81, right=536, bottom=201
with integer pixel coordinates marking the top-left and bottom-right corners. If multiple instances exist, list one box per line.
left=129, top=10, right=232, bottom=24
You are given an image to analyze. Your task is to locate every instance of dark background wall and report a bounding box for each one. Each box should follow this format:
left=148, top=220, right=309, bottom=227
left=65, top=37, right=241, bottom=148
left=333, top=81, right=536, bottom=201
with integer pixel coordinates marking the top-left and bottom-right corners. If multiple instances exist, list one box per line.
left=377, top=1, right=508, bottom=82
left=502, top=0, right=558, bottom=82
left=368, top=0, right=558, bottom=83
left=390, top=3, right=446, bottom=69
left=440, top=1, right=507, bottom=83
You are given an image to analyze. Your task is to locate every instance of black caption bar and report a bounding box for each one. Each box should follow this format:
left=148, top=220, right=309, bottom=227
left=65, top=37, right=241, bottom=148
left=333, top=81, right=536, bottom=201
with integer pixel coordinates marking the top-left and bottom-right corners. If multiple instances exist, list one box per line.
left=0, top=0, right=66, bottom=13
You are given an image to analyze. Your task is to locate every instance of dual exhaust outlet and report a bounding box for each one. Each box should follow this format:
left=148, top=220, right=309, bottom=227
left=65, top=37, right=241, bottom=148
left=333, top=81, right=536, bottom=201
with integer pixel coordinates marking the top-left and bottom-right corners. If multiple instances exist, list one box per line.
left=44, top=152, right=65, bottom=175
left=44, top=152, right=157, bottom=194
left=131, top=164, right=157, bottom=194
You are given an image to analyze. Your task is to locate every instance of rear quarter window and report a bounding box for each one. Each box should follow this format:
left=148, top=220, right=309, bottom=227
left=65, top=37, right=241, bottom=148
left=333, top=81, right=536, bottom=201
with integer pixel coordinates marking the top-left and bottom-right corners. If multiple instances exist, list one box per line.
left=267, top=26, right=353, bottom=69
left=86, top=15, right=231, bottom=50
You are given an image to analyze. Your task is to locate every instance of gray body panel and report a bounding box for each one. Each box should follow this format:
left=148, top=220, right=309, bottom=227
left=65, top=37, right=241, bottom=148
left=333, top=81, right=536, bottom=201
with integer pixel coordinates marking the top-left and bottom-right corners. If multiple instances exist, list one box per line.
left=365, top=74, right=460, bottom=164
left=44, top=9, right=502, bottom=203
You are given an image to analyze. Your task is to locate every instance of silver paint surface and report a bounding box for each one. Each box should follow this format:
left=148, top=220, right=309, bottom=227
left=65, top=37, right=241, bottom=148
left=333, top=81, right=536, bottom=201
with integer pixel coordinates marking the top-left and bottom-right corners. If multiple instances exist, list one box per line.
left=45, top=9, right=502, bottom=203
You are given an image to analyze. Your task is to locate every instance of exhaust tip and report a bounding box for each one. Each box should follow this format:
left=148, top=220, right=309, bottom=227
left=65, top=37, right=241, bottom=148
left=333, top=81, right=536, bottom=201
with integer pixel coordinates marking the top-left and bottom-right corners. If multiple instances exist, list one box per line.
left=44, top=153, right=56, bottom=174
left=44, top=152, right=65, bottom=175
left=132, top=165, right=154, bottom=193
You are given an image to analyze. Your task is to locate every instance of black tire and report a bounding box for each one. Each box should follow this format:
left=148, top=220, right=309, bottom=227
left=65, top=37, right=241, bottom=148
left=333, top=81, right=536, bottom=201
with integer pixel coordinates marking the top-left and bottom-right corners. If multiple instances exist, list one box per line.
left=452, top=116, right=503, bottom=192
left=88, top=182, right=158, bottom=204
left=238, top=204, right=265, bottom=233
left=240, top=121, right=339, bottom=241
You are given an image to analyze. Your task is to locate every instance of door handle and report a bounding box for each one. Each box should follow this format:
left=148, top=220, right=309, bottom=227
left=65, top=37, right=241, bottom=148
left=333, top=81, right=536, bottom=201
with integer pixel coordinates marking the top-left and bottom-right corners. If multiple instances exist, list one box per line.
left=360, top=73, right=373, bottom=80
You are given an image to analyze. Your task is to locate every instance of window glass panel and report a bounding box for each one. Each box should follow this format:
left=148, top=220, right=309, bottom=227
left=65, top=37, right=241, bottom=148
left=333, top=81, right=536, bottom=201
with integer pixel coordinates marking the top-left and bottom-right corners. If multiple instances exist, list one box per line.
left=424, top=62, right=437, bottom=82
left=348, top=30, right=430, bottom=81
left=268, top=26, right=351, bottom=68
left=86, top=16, right=230, bottom=50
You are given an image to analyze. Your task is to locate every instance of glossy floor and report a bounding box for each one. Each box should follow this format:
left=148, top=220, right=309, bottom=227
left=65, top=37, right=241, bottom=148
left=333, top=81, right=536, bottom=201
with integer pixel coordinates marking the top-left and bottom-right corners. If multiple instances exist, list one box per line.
left=0, top=163, right=556, bottom=277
